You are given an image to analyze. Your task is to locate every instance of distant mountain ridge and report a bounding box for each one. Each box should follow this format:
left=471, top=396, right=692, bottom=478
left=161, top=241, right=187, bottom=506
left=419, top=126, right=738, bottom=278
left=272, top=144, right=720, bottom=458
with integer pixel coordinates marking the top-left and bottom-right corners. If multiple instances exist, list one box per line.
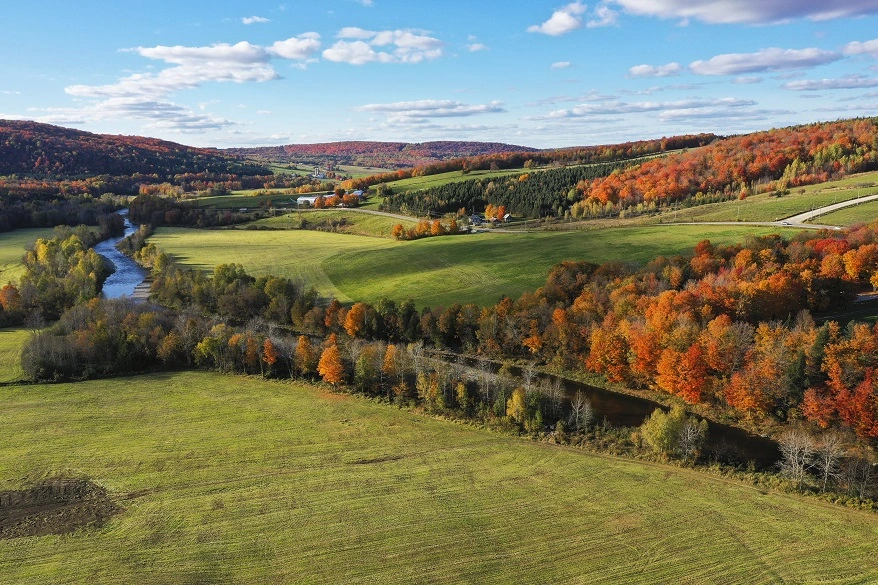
left=226, top=140, right=539, bottom=169
left=0, top=120, right=266, bottom=178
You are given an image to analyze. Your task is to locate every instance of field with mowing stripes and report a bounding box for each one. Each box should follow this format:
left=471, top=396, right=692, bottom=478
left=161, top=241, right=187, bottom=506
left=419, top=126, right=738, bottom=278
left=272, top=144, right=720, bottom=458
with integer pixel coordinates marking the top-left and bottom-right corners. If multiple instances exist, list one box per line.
left=150, top=225, right=786, bottom=307
left=0, top=328, right=28, bottom=382
left=0, top=371, right=877, bottom=583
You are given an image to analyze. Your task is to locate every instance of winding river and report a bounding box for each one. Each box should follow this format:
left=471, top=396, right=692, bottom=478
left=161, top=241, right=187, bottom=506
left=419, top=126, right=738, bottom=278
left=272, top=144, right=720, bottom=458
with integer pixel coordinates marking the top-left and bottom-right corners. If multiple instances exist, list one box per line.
left=93, top=210, right=147, bottom=299
left=90, top=214, right=780, bottom=468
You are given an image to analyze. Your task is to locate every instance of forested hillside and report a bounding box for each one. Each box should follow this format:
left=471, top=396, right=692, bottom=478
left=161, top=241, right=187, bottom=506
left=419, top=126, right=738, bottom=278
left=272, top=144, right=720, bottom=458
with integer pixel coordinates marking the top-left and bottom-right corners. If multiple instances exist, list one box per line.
left=0, top=120, right=267, bottom=179
left=227, top=140, right=537, bottom=169
left=382, top=119, right=878, bottom=219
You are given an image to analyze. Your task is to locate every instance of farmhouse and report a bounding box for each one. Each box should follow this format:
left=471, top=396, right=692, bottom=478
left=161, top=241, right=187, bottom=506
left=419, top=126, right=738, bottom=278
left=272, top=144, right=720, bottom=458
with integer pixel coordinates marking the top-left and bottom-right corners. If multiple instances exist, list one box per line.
left=297, top=196, right=321, bottom=206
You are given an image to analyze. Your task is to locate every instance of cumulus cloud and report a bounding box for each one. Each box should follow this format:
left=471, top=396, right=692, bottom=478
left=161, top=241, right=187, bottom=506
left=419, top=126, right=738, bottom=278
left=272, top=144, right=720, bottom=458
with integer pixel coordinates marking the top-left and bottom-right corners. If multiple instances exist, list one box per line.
left=783, top=75, right=878, bottom=91
left=588, top=4, right=619, bottom=27
left=604, top=0, right=878, bottom=24
left=844, top=38, right=878, bottom=56
left=66, top=36, right=321, bottom=100
left=61, top=35, right=321, bottom=133
left=551, top=61, right=572, bottom=69
left=269, top=33, right=322, bottom=60
left=528, top=2, right=587, bottom=36
left=689, top=47, right=841, bottom=76
left=242, top=16, right=270, bottom=24
left=323, top=28, right=443, bottom=64
left=468, top=43, right=488, bottom=52
left=628, top=62, right=681, bottom=78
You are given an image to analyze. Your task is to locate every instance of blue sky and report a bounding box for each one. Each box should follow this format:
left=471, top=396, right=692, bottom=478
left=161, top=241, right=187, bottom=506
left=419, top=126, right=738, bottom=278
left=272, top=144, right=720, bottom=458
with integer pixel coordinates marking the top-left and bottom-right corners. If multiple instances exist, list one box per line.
left=3, top=0, right=878, bottom=148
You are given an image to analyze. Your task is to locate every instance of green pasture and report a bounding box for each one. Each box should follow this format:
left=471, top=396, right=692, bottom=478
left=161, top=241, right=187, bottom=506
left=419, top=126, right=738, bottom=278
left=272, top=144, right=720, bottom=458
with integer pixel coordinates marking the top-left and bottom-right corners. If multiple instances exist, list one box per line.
left=193, top=190, right=318, bottom=210
left=149, top=227, right=397, bottom=302
left=1, top=371, right=877, bottom=583
left=150, top=225, right=788, bottom=307
left=651, top=170, right=878, bottom=224
left=251, top=210, right=417, bottom=238
left=811, top=200, right=878, bottom=227
left=0, top=228, right=57, bottom=285
left=385, top=167, right=529, bottom=193
left=0, top=328, right=28, bottom=382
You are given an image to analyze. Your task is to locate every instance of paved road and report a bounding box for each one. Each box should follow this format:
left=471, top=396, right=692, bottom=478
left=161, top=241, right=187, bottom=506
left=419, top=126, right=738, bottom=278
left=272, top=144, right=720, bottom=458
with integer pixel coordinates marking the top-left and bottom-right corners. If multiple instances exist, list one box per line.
left=781, top=193, right=878, bottom=225
left=293, top=192, right=878, bottom=233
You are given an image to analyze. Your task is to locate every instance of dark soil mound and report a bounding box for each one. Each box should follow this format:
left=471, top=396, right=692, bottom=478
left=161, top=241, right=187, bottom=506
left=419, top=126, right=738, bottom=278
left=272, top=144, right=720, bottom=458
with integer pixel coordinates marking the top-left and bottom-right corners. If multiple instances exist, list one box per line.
left=0, top=478, right=118, bottom=539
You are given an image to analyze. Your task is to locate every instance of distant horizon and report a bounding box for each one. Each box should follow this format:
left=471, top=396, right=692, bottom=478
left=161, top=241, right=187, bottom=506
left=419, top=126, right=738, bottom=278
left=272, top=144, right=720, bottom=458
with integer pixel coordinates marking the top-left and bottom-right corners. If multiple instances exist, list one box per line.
left=3, top=1, right=878, bottom=148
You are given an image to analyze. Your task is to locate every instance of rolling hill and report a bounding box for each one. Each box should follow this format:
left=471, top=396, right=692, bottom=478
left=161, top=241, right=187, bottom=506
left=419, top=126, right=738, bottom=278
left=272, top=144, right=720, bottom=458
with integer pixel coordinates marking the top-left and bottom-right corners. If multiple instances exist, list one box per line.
left=226, top=140, right=538, bottom=169
left=0, top=120, right=267, bottom=179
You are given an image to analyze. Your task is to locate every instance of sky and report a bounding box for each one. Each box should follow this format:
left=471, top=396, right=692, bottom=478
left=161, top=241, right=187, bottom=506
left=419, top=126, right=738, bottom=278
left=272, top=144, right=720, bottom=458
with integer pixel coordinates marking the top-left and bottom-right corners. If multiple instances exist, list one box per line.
left=3, top=0, right=878, bottom=149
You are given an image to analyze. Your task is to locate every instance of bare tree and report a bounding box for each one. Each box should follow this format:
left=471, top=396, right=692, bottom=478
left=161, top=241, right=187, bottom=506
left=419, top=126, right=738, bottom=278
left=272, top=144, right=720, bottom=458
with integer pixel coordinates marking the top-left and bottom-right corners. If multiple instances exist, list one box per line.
left=569, top=390, right=594, bottom=432
left=778, top=429, right=816, bottom=488
left=477, top=356, right=493, bottom=404
left=678, top=418, right=709, bottom=461
left=409, top=341, right=426, bottom=377
left=545, top=378, right=564, bottom=419
left=840, top=452, right=876, bottom=499
left=523, top=362, right=537, bottom=394
left=813, top=431, right=846, bottom=493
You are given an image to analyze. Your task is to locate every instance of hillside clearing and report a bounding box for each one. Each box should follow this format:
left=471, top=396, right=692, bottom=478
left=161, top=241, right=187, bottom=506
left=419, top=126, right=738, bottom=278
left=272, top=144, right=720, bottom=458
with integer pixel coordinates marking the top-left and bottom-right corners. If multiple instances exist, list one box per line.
left=150, top=225, right=789, bottom=307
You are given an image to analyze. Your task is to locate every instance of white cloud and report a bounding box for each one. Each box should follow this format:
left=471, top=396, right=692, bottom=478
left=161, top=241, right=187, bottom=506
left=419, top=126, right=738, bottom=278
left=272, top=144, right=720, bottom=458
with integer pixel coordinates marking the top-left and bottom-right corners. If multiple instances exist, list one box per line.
left=734, top=76, right=763, bottom=84
left=324, top=29, right=443, bottom=64
left=551, top=61, right=572, bottom=69
left=604, top=0, right=878, bottom=24
left=354, top=99, right=505, bottom=125
left=269, top=33, right=322, bottom=60
left=689, top=47, right=841, bottom=76
left=468, top=43, right=488, bottom=52
left=783, top=75, right=878, bottom=91
left=242, top=16, right=270, bottom=25
left=541, top=97, right=755, bottom=119
left=844, top=38, right=878, bottom=56
left=59, top=35, right=321, bottom=134
left=628, top=62, right=681, bottom=77
left=323, top=41, right=392, bottom=65
left=587, top=4, right=619, bottom=27
left=528, top=2, right=587, bottom=36
left=33, top=97, right=235, bottom=133
left=66, top=37, right=321, bottom=100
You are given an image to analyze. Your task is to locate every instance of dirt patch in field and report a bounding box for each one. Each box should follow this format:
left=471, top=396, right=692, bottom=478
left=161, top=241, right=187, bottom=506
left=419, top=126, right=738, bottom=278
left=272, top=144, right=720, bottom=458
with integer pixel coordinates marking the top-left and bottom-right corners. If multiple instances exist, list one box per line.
left=0, top=478, right=119, bottom=539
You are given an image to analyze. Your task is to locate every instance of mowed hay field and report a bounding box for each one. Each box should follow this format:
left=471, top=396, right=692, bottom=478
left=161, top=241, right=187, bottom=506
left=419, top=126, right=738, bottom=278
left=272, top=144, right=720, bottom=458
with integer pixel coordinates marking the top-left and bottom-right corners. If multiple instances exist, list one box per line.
left=1, top=371, right=877, bottom=583
left=0, top=328, right=28, bottom=382
left=0, top=228, right=56, bottom=285
left=150, top=225, right=788, bottom=307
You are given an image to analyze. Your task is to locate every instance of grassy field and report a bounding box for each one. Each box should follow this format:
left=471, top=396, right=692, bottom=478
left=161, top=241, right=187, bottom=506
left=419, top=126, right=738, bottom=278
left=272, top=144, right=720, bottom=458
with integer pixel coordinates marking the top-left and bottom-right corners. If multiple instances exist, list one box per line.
left=193, top=191, right=316, bottom=210
left=385, top=167, right=528, bottom=193
left=251, top=210, right=418, bottom=238
left=1, top=370, right=877, bottom=583
left=811, top=199, right=878, bottom=226
left=0, top=328, right=28, bottom=383
left=0, top=228, right=56, bottom=285
left=648, top=170, right=878, bottom=224
left=151, top=225, right=789, bottom=307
